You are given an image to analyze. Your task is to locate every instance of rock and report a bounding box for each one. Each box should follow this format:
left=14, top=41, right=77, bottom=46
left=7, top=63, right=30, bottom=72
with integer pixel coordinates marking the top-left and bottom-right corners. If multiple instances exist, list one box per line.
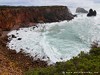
left=11, top=34, right=16, bottom=38
left=17, top=38, right=22, bottom=40
left=87, top=9, right=94, bottom=16
left=87, top=9, right=97, bottom=17
left=73, top=14, right=77, bottom=17
left=0, top=6, right=74, bottom=30
left=76, top=7, right=88, bottom=13
left=93, top=10, right=97, bottom=16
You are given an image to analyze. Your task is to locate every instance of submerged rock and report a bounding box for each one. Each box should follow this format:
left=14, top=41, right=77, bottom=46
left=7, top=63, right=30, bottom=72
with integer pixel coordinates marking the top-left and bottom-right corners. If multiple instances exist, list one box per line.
left=76, top=7, right=88, bottom=13
left=87, top=9, right=97, bottom=17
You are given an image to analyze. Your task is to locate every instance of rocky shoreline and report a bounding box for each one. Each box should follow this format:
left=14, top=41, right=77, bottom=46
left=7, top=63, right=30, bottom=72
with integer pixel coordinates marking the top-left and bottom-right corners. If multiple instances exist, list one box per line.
left=0, top=35, right=47, bottom=74
left=0, top=6, right=74, bottom=74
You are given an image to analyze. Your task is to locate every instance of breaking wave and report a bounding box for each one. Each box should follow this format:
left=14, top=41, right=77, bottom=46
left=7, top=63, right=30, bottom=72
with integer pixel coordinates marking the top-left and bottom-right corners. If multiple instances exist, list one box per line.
left=7, top=13, right=100, bottom=64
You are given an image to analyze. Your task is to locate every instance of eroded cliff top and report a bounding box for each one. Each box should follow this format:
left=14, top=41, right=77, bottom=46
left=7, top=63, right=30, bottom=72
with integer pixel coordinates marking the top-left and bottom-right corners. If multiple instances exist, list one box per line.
left=0, top=6, right=74, bottom=30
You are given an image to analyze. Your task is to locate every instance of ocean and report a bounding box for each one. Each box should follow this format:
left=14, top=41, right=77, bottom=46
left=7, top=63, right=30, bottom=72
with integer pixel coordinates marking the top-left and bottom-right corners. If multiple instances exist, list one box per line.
left=7, top=8, right=100, bottom=64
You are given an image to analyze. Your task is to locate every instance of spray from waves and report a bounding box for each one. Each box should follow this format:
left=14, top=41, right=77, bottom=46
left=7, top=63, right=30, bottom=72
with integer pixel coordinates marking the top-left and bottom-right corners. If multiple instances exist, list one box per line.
left=7, top=14, right=100, bottom=64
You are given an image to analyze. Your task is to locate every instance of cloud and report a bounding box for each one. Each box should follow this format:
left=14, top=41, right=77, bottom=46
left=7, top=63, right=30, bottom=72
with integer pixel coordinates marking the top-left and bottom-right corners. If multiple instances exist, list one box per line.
left=0, top=0, right=29, bottom=6
left=0, top=0, right=99, bottom=9
left=93, top=0, right=100, bottom=3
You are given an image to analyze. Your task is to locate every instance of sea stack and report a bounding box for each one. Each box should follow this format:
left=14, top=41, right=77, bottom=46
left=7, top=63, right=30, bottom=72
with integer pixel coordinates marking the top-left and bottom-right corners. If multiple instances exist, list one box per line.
left=87, top=9, right=97, bottom=17
left=76, top=7, right=88, bottom=13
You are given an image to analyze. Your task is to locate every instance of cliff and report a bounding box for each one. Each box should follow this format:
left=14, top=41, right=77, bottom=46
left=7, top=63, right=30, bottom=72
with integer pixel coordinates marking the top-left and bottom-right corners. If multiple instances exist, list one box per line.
left=0, top=6, right=74, bottom=30
left=0, top=6, right=74, bottom=74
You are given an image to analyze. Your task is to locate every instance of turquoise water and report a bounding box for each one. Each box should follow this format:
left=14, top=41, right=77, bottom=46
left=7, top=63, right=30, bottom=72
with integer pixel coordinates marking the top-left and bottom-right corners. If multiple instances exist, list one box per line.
left=7, top=14, right=100, bottom=64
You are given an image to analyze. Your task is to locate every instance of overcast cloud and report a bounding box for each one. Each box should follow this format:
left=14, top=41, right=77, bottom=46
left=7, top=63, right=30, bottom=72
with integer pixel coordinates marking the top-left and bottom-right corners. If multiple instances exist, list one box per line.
left=0, top=0, right=100, bottom=11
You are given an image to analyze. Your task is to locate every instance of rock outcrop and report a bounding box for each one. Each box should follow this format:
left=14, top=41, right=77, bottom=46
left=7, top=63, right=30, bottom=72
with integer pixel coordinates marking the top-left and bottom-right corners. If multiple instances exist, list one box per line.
left=87, top=9, right=97, bottom=17
left=76, top=7, right=88, bottom=13
left=0, top=6, right=74, bottom=30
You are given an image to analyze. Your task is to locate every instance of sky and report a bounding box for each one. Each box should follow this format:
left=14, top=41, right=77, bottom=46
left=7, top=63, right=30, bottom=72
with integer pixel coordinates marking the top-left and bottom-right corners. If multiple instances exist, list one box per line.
left=0, top=0, right=100, bottom=12
left=0, top=0, right=100, bottom=6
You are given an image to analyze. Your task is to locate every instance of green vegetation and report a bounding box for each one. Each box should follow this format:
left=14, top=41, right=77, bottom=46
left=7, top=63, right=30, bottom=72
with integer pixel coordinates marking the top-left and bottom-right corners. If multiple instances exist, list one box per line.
left=25, top=43, right=100, bottom=75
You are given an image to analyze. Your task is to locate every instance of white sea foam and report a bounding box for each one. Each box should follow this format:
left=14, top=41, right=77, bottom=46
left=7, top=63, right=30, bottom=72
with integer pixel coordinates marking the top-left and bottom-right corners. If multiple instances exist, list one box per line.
left=7, top=13, right=100, bottom=64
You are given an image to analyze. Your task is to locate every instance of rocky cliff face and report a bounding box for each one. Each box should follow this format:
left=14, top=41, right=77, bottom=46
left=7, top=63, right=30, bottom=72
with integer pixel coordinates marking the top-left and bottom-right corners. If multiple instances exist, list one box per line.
left=0, top=6, right=74, bottom=30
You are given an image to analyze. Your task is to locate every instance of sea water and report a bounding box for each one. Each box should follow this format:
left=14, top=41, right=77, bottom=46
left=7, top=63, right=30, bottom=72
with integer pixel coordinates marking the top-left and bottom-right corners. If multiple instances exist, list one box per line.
left=7, top=13, right=100, bottom=64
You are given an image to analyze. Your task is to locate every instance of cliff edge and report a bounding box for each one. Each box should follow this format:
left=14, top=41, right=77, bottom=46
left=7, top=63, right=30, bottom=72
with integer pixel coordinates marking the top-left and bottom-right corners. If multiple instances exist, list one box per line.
left=0, top=6, right=74, bottom=30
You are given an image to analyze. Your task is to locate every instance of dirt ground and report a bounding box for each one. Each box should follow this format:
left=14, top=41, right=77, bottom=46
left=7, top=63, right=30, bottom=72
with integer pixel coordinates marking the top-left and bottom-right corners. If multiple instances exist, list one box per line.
left=0, top=34, right=47, bottom=75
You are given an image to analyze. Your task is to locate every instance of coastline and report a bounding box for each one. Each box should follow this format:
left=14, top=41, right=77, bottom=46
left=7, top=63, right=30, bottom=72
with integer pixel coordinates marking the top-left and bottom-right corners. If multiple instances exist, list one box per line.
left=0, top=35, right=47, bottom=74
left=0, top=5, right=74, bottom=30
left=0, top=5, right=74, bottom=74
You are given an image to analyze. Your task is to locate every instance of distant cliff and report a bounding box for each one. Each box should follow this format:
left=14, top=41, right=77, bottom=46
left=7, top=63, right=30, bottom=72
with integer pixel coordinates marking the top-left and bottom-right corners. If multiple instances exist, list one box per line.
left=0, top=6, right=74, bottom=30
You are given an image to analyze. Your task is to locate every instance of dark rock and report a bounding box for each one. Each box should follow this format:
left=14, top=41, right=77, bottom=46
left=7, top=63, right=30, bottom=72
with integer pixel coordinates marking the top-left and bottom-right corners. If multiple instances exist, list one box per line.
left=76, top=7, right=88, bottom=13
left=93, top=10, right=97, bottom=16
left=32, top=25, right=38, bottom=30
left=17, top=38, right=22, bottom=40
left=73, top=14, right=77, bottom=17
left=16, top=33, right=19, bottom=35
left=33, top=26, right=35, bottom=30
left=87, top=9, right=97, bottom=17
left=87, top=9, right=94, bottom=16
left=11, top=34, right=16, bottom=38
